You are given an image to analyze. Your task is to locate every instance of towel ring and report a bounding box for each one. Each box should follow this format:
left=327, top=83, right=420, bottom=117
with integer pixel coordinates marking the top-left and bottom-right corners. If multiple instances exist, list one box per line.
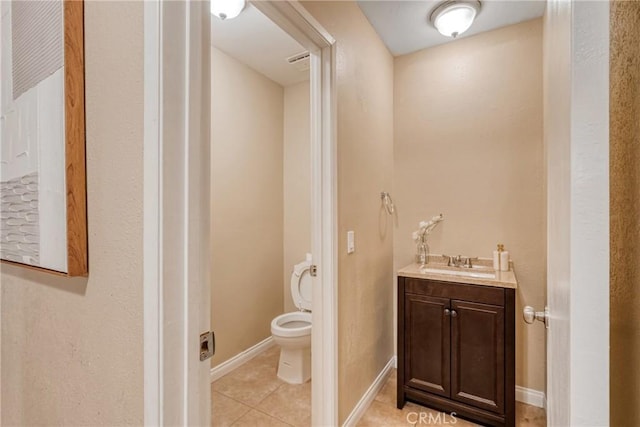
left=381, top=192, right=395, bottom=215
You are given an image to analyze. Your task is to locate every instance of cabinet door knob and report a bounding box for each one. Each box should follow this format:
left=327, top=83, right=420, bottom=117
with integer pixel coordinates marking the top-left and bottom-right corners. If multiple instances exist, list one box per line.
left=451, top=310, right=458, bottom=317
left=444, top=309, right=451, bottom=316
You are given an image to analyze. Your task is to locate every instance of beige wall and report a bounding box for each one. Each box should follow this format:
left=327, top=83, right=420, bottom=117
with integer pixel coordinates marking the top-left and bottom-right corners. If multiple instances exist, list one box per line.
left=210, top=47, right=285, bottom=366
left=283, top=81, right=311, bottom=312
left=301, top=2, right=395, bottom=423
left=610, top=1, right=640, bottom=424
left=393, top=19, right=546, bottom=392
left=0, top=2, right=144, bottom=424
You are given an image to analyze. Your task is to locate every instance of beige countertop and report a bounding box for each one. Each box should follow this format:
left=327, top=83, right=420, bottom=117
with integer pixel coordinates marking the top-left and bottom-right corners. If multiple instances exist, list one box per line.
left=398, top=256, right=518, bottom=289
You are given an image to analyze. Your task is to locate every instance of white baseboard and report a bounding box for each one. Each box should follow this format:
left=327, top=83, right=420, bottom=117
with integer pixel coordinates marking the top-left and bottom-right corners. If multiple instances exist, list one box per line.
left=516, top=386, right=546, bottom=409
left=342, top=356, right=396, bottom=427
left=210, top=337, right=275, bottom=383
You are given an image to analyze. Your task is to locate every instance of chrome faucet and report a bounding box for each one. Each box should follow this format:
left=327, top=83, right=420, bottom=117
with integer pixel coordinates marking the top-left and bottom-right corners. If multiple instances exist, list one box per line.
left=442, top=255, right=478, bottom=268
left=462, top=256, right=478, bottom=268
left=444, top=255, right=461, bottom=267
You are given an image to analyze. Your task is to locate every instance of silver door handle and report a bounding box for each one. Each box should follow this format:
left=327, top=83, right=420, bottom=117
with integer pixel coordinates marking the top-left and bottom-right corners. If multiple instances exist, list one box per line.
left=523, top=306, right=549, bottom=328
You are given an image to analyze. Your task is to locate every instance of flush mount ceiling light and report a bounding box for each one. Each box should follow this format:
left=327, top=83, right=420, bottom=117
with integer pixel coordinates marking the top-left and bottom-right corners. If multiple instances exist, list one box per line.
left=429, top=0, right=481, bottom=38
left=211, top=0, right=246, bottom=20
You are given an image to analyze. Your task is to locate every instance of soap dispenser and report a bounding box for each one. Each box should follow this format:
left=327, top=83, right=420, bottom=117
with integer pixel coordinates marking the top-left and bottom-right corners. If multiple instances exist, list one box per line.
left=493, top=244, right=510, bottom=272
left=500, top=245, right=510, bottom=271
left=493, top=244, right=502, bottom=271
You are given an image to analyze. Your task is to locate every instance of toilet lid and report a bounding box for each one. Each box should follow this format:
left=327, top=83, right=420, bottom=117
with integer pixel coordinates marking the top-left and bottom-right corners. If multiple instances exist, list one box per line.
left=291, top=260, right=312, bottom=311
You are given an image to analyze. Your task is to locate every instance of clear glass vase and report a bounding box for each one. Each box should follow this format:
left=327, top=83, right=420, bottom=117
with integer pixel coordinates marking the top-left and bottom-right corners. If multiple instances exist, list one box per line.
left=415, top=239, right=429, bottom=267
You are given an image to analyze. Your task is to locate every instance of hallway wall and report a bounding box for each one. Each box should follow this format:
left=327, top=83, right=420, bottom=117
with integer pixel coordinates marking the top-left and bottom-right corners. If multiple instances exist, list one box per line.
left=1, top=2, right=144, bottom=424
left=610, top=1, right=640, bottom=424
left=300, top=2, right=395, bottom=423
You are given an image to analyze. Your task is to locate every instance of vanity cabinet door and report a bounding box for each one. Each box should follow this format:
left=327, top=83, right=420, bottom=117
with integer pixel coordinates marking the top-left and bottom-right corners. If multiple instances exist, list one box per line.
left=451, top=300, right=505, bottom=414
left=404, top=293, right=450, bottom=398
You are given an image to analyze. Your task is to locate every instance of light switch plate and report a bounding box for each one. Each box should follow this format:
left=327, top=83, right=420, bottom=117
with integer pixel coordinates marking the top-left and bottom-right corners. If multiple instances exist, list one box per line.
left=347, top=231, right=355, bottom=254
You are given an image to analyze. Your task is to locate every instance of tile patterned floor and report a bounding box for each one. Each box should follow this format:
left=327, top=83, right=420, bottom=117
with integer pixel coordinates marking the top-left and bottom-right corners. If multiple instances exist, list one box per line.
left=212, top=347, right=546, bottom=427
left=212, top=346, right=311, bottom=427
left=357, top=370, right=547, bottom=427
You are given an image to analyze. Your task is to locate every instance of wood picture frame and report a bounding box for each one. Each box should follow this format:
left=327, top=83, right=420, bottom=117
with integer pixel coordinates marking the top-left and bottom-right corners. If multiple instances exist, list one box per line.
left=0, top=0, right=87, bottom=276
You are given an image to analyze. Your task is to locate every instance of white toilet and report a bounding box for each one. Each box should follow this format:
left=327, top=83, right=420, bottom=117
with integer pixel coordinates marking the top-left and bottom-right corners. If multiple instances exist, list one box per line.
left=270, top=255, right=313, bottom=384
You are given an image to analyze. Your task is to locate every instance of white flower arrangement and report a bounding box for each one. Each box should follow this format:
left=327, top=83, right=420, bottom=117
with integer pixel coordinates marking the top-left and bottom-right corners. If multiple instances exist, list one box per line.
left=413, top=213, right=443, bottom=266
left=412, top=213, right=444, bottom=243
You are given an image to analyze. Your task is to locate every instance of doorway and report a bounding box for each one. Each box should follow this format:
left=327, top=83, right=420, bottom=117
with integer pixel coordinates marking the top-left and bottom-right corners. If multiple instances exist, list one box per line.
left=142, top=1, right=337, bottom=425
left=209, top=4, right=313, bottom=425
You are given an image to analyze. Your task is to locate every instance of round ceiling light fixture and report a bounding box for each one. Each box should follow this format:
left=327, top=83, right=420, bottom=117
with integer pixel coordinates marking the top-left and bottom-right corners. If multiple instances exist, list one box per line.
left=211, top=0, right=246, bottom=20
left=429, top=0, right=481, bottom=38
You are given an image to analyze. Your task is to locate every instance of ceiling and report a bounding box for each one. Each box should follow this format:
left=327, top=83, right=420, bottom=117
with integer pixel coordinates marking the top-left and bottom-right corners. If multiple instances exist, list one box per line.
left=210, top=4, right=309, bottom=87
left=357, top=0, right=546, bottom=56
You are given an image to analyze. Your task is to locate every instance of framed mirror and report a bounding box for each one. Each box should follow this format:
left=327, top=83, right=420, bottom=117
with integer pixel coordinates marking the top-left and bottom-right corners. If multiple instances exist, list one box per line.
left=1, top=0, right=87, bottom=276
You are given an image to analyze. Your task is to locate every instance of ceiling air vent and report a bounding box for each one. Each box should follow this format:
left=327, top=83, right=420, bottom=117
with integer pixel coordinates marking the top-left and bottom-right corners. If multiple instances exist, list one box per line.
left=286, top=51, right=310, bottom=73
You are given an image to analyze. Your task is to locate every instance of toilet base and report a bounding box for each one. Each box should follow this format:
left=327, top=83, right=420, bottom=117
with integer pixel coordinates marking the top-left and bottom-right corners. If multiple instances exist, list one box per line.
left=277, top=346, right=311, bottom=384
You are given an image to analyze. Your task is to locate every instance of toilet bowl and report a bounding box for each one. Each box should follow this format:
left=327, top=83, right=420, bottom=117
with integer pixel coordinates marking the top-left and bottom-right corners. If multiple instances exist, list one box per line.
left=271, top=256, right=313, bottom=384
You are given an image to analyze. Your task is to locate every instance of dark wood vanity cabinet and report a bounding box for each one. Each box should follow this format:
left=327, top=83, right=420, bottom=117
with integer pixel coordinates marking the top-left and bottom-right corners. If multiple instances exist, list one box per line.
left=398, top=276, right=515, bottom=427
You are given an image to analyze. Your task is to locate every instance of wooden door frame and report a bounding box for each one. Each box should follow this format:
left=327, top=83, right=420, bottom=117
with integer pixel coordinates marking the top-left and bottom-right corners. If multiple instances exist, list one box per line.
left=143, top=1, right=338, bottom=425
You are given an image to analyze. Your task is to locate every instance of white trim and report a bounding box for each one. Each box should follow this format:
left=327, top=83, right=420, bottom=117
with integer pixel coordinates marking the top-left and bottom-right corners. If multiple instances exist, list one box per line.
left=568, top=2, right=610, bottom=424
left=182, top=3, right=191, bottom=423
left=251, top=1, right=335, bottom=48
left=342, top=356, right=396, bottom=427
left=184, top=3, right=212, bottom=424
left=312, top=42, right=339, bottom=427
left=251, top=3, right=338, bottom=426
left=143, top=0, right=162, bottom=425
left=144, top=1, right=211, bottom=425
left=515, top=386, right=546, bottom=409
left=209, top=337, right=276, bottom=383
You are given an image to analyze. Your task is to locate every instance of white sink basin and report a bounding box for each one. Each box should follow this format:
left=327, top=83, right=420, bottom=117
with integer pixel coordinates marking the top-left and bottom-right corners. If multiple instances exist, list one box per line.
left=420, top=267, right=496, bottom=280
